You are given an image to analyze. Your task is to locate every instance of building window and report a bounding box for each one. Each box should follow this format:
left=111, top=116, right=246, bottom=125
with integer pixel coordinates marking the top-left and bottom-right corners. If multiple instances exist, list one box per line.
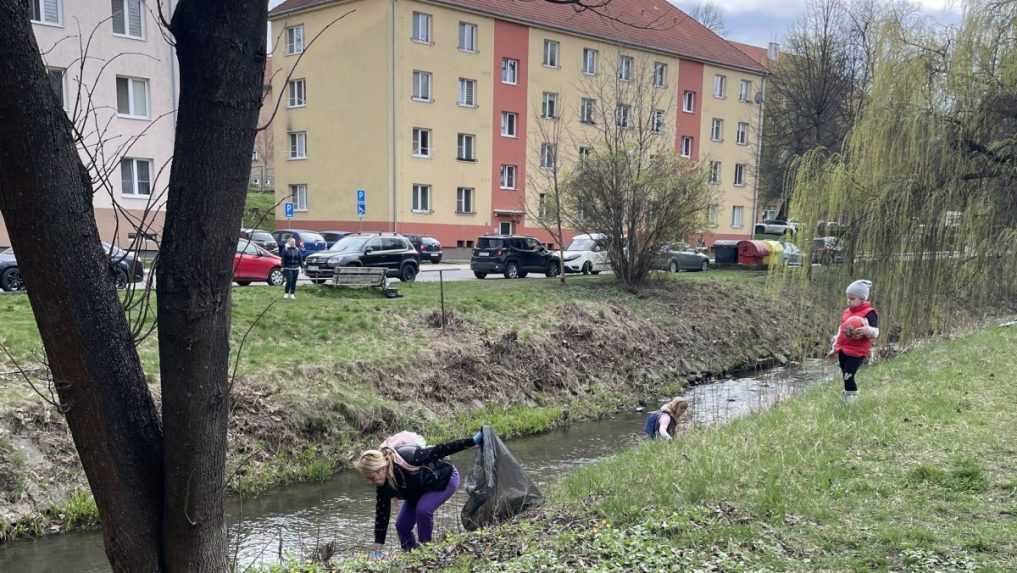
left=681, top=136, right=693, bottom=158
left=458, top=78, right=477, bottom=107
left=543, top=39, right=559, bottom=68
left=501, top=58, right=518, bottom=84
left=116, top=76, right=149, bottom=118
left=538, top=193, right=548, bottom=218
left=651, top=109, right=665, bottom=133
left=499, top=221, right=513, bottom=235
left=412, top=184, right=431, bottom=212
left=412, top=127, right=431, bottom=157
left=711, top=118, right=723, bottom=142
left=457, top=187, right=475, bottom=214
left=732, top=205, right=744, bottom=228
left=582, top=48, right=598, bottom=75
left=252, top=149, right=258, bottom=161
left=112, top=0, right=143, bottom=38
left=683, top=90, right=695, bottom=113
left=501, top=111, right=518, bottom=137
left=580, top=97, right=596, bottom=124
left=618, top=55, right=633, bottom=81
left=615, top=104, right=631, bottom=128
left=457, top=133, right=476, bottom=161
left=31, top=0, right=62, bottom=25
left=736, top=122, right=749, bottom=145
left=412, top=12, right=432, bottom=43
left=540, top=143, right=556, bottom=169
left=288, top=131, right=307, bottom=160
left=412, top=70, right=432, bottom=101
left=47, top=67, right=65, bottom=108
left=458, top=22, right=477, bottom=52
left=288, top=79, right=306, bottom=107
left=286, top=25, right=304, bottom=55
left=714, top=74, right=727, bottom=98
left=734, top=163, right=746, bottom=186
left=288, top=184, right=308, bottom=211
left=500, top=164, right=517, bottom=189
left=578, top=145, right=592, bottom=163
left=708, top=161, right=721, bottom=184
left=120, top=157, right=152, bottom=196
left=653, top=62, right=667, bottom=88
left=707, top=204, right=719, bottom=226
left=541, top=92, right=559, bottom=119
left=739, top=79, right=752, bottom=102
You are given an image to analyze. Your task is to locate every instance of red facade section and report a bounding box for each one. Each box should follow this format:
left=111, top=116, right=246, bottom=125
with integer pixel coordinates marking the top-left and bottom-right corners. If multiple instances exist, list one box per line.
left=676, top=59, right=703, bottom=162
left=491, top=20, right=529, bottom=235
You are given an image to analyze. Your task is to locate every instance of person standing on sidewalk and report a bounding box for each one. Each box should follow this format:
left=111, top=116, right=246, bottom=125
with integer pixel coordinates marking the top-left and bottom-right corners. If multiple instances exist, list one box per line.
left=281, top=238, right=301, bottom=299
left=826, top=280, right=880, bottom=404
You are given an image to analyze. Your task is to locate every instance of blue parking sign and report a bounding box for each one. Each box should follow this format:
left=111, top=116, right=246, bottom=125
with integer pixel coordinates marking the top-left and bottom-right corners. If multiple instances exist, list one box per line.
left=284, top=202, right=295, bottom=219
left=356, top=189, right=366, bottom=218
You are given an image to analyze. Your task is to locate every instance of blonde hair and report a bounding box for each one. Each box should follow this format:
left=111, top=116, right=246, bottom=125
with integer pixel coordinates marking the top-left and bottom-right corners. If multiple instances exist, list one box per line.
left=286, top=237, right=297, bottom=248
left=354, top=448, right=397, bottom=487
left=662, top=397, right=689, bottom=419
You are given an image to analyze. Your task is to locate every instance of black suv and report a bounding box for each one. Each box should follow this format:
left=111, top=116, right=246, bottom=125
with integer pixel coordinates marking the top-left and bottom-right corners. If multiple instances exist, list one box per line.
left=405, top=234, right=443, bottom=264
left=302, top=233, right=420, bottom=283
left=470, top=235, right=560, bottom=279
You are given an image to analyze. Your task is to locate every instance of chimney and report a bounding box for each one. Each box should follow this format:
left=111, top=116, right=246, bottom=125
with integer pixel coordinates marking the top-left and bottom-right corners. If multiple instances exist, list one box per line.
left=767, top=42, right=780, bottom=62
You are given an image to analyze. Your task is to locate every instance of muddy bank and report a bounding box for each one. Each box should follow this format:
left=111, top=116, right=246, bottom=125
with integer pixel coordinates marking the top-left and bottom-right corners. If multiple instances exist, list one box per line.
left=0, top=279, right=826, bottom=542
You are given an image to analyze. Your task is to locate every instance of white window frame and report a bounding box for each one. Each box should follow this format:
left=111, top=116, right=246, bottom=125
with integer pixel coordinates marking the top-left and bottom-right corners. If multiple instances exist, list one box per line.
left=458, top=22, right=477, bottom=52
left=731, top=206, right=744, bottom=228
left=582, top=48, right=598, bottom=75
left=501, top=111, right=518, bottom=137
left=120, top=157, right=153, bottom=196
left=458, top=78, right=477, bottom=107
left=736, top=122, right=749, bottom=145
left=111, top=0, right=144, bottom=39
left=412, top=127, right=431, bottom=158
left=412, top=70, right=432, bottom=102
left=711, top=118, right=723, bottom=142
left=709, top=161, right=721, bottom=184
left=618, top=55, right=633, bottom=81
left=31, top=0, right=63, bottom=26
left=578, top=145, right=592, bottom=163
left=499, top=221, right=513, bottom=235
left=707, top=204, right=719, bottom=226
left=286, top=25, right=304, bottom=55
left=412, top=183, right=431, bottom=213
left=580, top=97, right=596, bottom=124
left=456, top=187, right=475, bottom=214
left=501, top=58, right=518, bottom=85
left=499, top=164, right=517, bottom=189
left=116, top=76, right=150, bottom=119
left=541, top=92, right=558, bottom=119
left=457, top=133, right=476, bottom=161
left=739, top=79, right=752, bottom=103
left=714, top=74, right=727, bottom=99
left=540, top=143, right=556, bottom=169
left=288, top=131, right=307, bottom=160
left=680, top=136, right=693, bottom=158
left=615, top=103, right=631, bottom=128
left=291, top=184, right=309, bottom=211
left=734, top=163, right=746, bottom=186
left=288, top=78, right=306, bottom=108
left=653, top=62, right=667, bottom=88
left=683, top=90, right=695, bottom=113
left=543, top=39, right=560, bottom=68
left=651, top=109, right=665, bottom=134
left=411, top=12, right=432, bottom=44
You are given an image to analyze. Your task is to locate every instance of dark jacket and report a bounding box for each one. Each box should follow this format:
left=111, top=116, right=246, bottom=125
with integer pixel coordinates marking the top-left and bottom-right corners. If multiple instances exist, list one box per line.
left=373, top=437, right=475, bottom=544
left=281, top=246, right=301, bottom=269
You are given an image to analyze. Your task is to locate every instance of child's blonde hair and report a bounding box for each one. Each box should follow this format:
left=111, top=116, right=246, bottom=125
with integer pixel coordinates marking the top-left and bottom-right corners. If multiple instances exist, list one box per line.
left=662, top=397, right=689, bottom=419
left=354, top=448, right=397, bottom=487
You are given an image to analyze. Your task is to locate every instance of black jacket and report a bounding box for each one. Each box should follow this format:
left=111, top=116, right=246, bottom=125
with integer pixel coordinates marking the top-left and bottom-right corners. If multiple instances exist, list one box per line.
left=281, top=246, right=301, bottom=269
left=373, top=437, right=475, bottom=544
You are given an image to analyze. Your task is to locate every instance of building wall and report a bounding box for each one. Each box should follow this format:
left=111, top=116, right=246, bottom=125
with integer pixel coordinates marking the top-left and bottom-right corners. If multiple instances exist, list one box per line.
left=676, top=59, right=703, bottom=162
left=489, top=19, right=530, bottom=237
left=251, top=57, right=275, bottom=192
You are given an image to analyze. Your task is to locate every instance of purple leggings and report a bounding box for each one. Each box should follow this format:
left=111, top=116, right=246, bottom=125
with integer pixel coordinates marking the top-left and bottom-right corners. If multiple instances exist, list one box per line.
left=395, top=467, right=460, bottom=551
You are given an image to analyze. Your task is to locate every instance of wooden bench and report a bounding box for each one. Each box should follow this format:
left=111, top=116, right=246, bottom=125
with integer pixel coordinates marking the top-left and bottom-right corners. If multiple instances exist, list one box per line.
left=327, top=266, right=400, bottom=298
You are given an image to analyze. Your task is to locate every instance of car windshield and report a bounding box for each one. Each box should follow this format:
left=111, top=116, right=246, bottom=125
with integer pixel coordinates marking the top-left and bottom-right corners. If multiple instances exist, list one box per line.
left=567, top=238, right=596, bottom=251
left=0, top=248, right=11, bottom=257
left=477, top=238, right=504, bottom=249
left=422, top=237, right=439, bottom=246
left=329, top=236, right=370, bottom=252
left=101, top=242, right=127, bottom=258
left=253, top=232, right=274, bottom=242
left=300, top=232, right=325, bottom=243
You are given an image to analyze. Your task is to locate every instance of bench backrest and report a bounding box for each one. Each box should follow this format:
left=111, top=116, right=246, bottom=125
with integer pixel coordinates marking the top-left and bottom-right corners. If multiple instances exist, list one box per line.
left=333, top=266, right=387, bottom=287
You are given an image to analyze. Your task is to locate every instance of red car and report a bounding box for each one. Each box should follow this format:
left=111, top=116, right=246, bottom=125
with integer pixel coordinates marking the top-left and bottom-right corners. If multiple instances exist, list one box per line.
left=234, top=240, right=285, bottom=286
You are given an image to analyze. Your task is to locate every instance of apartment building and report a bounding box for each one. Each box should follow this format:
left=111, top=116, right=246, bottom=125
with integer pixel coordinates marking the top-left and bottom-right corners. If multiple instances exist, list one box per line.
left=0, top=0, right=178, bottom=249
left=268, top=0, right=767, bottom=247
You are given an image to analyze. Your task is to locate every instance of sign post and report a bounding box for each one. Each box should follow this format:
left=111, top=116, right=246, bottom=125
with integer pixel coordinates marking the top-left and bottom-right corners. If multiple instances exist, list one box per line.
left=356, top=188, right=366, bottom=233
left=284, top=202, right=295, bottom=230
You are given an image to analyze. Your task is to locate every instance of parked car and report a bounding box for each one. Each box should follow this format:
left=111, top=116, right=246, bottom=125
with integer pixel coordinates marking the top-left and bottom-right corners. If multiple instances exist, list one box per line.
left=320, top=230, right=352, bottom=249
left=470, top=235, right=561, bottom=279
left=812, top=236, right=845, bottom=265
left=302, top=233, right=420, bottom=283
left=561, top=233, right=609, bottom=275
left=240, top=228, right=279, bottom=254
left=781, top=241, right=803, bottom=267
left=0, top=243, right=144, bottom=292
left=655, top=243, right=710, bottom=273
left=754, top=218, right=799, bottom=237
left=234, top=240, right=284, bottom=286
left=271, top=229, right=328, bottom=260
left=405, top=234, right=443, bottom=263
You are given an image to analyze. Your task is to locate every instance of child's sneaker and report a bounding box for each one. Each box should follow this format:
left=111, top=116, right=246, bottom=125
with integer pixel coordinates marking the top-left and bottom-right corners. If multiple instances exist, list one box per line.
left=843, top=391, right=858, bottom=405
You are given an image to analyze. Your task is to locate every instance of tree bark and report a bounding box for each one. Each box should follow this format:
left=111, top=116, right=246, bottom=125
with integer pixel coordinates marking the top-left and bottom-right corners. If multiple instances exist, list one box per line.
left=0, top=2, right=164, bottom=571
left=158, top=2, right=267, bottom=570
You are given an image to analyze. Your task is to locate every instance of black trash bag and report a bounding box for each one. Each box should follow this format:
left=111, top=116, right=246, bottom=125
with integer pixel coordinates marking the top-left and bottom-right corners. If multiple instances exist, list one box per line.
left=460, top=425, right=543, bottom=531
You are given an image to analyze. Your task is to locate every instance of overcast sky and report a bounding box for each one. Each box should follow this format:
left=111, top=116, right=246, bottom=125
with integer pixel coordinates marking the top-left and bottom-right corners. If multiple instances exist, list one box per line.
left=267, top=0, right=964, bottom=51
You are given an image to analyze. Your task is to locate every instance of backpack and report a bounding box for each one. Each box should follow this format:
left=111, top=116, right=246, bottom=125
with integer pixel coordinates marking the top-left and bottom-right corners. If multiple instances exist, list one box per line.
left=643, top=411, right=663, bottom=439
left=381, top=431, right=427, bottom=472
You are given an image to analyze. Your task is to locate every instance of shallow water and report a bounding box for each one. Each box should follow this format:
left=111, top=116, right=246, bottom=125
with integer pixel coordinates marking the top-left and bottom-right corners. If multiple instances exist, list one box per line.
left=0, top=360, right=831, bottom=572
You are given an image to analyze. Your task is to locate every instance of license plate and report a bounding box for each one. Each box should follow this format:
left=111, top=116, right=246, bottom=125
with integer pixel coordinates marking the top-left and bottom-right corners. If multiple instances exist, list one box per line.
left=478, top=252, right=489, bottom=257
left=307, top=265, right=318, bottom=271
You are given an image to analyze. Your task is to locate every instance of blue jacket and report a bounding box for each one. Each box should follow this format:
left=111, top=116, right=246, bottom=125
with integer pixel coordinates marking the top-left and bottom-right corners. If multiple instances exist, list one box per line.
left=281, top=247, right=302, bottom=270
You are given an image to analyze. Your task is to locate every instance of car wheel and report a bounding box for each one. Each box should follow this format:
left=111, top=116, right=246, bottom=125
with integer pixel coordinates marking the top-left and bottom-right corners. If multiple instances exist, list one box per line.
left=518, top=271, right=529, bottom=278
left=236, top=281, right=252, bottom=286
left=474, top=272, right=487, bottom=279
left=267, top=267, right=285, bottom=286
left=312, top=279, right=326, bottom=285
left=113, top=267, right=129, bottom=289
left=400, top=263, right=418, bottom=282
left=505, top=261, right=519, bottom=279
left=699, top=260, right=709, bottom=272
left=591, top=270, right=602, bottom=275
left=1, top=267, right=25, bottom=292
left=432, top=256, right=442, bottom=264
left=669, top=260, right=679, bottom=273
left=546, top=262, right=560, bottom=278
left=582, top=262, right=592, bottom=275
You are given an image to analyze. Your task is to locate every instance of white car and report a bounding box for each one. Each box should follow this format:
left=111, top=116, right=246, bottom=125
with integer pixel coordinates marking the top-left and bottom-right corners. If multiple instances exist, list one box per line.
left=561, top=233, right=610, bottom=275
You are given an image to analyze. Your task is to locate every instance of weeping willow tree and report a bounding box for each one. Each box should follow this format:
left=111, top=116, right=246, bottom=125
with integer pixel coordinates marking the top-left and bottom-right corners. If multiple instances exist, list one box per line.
left=784, top=0, right=1017, bottom=345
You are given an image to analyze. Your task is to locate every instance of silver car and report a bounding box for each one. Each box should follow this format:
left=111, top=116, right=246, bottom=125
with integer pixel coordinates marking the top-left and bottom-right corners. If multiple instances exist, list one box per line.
left=656, top=243, right=709, bottom=272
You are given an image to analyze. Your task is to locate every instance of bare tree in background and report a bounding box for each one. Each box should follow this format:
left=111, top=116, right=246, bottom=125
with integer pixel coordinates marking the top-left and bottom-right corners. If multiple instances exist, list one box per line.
left=687, top=1, right=727, bottom=35
left=527, top=96, right=572, bottom=284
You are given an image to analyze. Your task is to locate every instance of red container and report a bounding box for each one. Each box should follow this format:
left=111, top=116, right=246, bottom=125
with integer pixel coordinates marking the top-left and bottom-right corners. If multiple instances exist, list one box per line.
left=737, top=240, right=771, bottom=266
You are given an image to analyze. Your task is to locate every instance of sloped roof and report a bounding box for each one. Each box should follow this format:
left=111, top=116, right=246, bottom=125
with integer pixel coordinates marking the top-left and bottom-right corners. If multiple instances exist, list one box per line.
left=728, top=40, right=771, bottom=69
left=270, top=0, right=767, bottom=74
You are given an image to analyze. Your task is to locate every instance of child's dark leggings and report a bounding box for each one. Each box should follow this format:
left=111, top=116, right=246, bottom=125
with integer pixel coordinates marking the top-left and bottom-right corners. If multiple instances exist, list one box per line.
left=838, top=352, right=865, bottom=392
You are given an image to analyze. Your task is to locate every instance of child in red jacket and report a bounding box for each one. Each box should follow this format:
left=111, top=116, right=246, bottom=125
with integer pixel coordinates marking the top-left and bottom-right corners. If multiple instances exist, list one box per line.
left=826, top=280, right=879, bottom=404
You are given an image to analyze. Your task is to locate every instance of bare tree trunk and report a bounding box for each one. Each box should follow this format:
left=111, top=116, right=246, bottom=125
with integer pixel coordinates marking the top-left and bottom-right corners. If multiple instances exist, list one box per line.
left=0, top=3, right=164, bottom=570
left=157, top=2, right=267, bottom=570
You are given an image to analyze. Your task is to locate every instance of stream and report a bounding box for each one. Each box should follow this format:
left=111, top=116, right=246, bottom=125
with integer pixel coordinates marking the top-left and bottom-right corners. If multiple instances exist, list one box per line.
left=0, top=360, right=832, bottom=572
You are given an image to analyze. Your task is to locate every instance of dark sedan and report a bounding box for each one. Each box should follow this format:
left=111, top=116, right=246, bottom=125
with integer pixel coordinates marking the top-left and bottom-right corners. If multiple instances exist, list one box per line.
left=655, top=243, right=710, bottom=273
left=0, top=243, right=145, bottom=292
left=240, top=228, right=279, bottom=254
left=405, top=234, right=443, bottom=263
